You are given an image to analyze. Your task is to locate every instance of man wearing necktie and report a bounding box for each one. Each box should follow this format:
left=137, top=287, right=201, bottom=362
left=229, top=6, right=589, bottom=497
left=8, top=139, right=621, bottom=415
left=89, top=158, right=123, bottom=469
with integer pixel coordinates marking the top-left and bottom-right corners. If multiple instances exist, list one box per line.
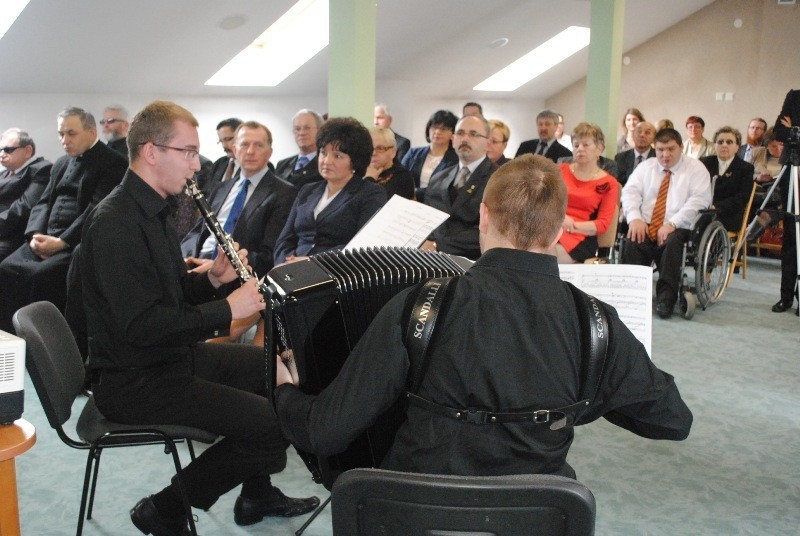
left=275, top=109, right=324, bottom=189
left=201, top=118, right=242, bottom=195
left=182, top=121, right=296, bottom=279
left=615, top=121, right=657, bottom=186
left=621, top=128, right=712, bottom=319
left=736, top=118, right=767, bottom=163
left=514, top=109, right=573, bottom=163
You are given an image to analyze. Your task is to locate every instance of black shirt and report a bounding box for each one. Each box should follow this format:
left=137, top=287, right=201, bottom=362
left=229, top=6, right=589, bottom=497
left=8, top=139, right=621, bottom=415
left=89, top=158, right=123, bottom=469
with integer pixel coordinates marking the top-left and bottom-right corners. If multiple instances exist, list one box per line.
left=81, top=170, right=231, bottom=370
left=275, top=248, right=692, bottom=477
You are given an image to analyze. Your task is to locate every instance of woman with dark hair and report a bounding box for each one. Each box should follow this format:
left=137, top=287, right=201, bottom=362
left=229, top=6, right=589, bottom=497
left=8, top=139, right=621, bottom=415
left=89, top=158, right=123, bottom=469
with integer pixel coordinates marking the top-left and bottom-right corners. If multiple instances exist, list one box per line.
left=274, top=117, right=387, bottom=264
left=683, top=116, right=715, bottom=158
left=700, top=126, right=754, bottom=232
left=401, top=109, right=459, bottom=201
left=617, top=107, right=645, bottom=153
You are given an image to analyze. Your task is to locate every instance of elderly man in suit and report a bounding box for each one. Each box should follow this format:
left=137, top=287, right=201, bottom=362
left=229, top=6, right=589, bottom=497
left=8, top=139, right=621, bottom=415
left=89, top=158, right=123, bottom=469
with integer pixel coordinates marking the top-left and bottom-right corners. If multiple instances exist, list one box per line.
left=182, top=121, right=296, bottom=279
left=101, top=104, right=130, bottom=159
left=0, top=107, right=127, bottom=331
left=423, top=114, right=498, bottom=259
left=374, top=103, right=410, bottom=162
left=275, top=109, right=324, bottom=189
left=0, top=129, right=51, bottom=260
left=515, top=109, right=573, bottom=163
left=615, top=121, right=657, bottom=186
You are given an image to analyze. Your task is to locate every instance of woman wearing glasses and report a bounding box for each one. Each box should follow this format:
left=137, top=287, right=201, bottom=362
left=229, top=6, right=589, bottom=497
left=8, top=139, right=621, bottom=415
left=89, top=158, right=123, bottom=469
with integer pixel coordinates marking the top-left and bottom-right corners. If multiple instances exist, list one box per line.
left=700, top=126, right=755, bottom=233
left=364, top=127, right=415, bottom=199
left=401, top=110, right=459, bottom=202
left=274, top=117, right=387, bottom=265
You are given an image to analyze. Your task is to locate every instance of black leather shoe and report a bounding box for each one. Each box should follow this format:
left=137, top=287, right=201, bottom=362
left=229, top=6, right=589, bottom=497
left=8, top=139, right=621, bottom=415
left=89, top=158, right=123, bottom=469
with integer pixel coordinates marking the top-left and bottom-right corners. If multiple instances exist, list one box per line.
left=772, top=300, right=793, bottom=313
left=656, top=300, right=673, bottom=319
left=234, top=488, right=320, bottom=525
left=130, top=496, right=189, bottom=536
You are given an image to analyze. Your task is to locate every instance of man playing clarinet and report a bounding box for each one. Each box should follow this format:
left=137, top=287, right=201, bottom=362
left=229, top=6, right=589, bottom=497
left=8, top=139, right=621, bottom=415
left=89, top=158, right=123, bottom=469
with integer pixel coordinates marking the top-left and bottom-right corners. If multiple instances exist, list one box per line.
left=80, top=100, right=318, bottom=536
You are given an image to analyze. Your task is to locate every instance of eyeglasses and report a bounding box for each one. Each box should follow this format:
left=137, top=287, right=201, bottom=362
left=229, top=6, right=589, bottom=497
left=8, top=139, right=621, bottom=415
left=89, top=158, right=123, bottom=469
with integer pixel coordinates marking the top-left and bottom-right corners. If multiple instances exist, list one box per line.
left=0, top=146, right=23, bottom=154
left=99, top=118, right=125, bottom=126
left=293, top=126, right=315, bottom=133
left=217, top=136, right=234, bottom=145
left=372, top=145, right=395, bottom=154
left=454, top=130, right=488, bottom=139
left=715, top=139, right=736, bottom=145
left=149, top=143, right=199, bottom=160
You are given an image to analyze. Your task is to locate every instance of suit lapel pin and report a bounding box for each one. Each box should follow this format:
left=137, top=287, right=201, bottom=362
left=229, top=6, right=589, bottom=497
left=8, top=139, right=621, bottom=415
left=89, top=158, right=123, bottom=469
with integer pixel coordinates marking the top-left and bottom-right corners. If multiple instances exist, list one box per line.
left=466, top=184, right=476, bottom=195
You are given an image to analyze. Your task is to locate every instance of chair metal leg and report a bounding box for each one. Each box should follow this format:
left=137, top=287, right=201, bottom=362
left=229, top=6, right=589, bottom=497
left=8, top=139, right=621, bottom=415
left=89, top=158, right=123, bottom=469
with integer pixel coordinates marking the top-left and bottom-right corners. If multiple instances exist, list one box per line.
left=163, top=436, right=198, bottom=536
left=295, top=495, right=331, bottom=536
left=187, top=439, right=197, bottom=461
left=86, top=447, right=103, bottom=519
left=77, top=446, right=100, bottom=536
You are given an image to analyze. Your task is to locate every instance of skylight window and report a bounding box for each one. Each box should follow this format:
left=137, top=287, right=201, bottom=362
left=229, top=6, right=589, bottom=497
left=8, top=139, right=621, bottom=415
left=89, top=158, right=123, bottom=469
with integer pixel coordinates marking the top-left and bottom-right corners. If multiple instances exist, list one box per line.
left=474, top=26, right=591, bottom=92
left=0, top=0, right=30, bottom=41
left=206, top=0, right=328, bottom=87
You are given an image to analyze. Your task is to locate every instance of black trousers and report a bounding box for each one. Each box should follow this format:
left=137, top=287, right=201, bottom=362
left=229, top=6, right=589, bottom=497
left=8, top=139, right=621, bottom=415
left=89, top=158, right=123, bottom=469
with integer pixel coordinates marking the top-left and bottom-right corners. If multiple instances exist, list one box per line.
left=621, top=228, right=690, bottom=305
left=0, top=243, right=72, bottom=332
left=780, top=211, right=798, bottom=304
left=93, top=343, right=288, bottom=510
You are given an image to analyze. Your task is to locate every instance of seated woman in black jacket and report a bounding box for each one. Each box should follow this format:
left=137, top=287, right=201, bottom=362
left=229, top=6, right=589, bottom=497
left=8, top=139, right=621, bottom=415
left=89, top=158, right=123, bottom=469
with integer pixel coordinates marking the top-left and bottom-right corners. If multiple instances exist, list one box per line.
left=401, top=110, right=458, bottom=202
left=700, top=126, right=754, bottom=233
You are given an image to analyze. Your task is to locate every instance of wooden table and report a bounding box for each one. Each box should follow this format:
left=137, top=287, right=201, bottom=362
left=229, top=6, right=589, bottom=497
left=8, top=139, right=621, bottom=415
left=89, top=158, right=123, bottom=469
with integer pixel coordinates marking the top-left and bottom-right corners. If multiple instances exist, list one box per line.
left=0, top=419, right=36, bottom=536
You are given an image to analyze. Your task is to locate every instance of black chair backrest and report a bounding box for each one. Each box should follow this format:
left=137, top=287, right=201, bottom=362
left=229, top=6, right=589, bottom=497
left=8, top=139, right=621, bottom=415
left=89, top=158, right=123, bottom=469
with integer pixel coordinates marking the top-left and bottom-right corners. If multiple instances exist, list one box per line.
left=13, top=301, right=86, bottom=430
left=332, top=468, right=596, bottom=536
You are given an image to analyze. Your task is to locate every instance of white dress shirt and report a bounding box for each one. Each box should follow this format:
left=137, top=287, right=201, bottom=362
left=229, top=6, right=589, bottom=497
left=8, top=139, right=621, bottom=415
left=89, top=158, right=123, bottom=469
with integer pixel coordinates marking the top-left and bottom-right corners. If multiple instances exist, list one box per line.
left=621, top=154, right=712, bottom=230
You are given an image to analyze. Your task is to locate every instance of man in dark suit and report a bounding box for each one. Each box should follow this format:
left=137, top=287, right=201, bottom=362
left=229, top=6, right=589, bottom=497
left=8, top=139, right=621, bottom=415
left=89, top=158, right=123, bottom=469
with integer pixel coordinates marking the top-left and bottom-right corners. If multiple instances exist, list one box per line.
left=275, top=109, right=324, bottom=189
left=700, top=126, right=755, bottom=233
left=101, top=104, right=130, bottom=159
left=182, top=121, right=296, bottom=278
left=615, top=121, right=656, bottom=186
left=736, top=117, right=767, bottom=163
left=200, top=117, right=242, bottom=195
left=515, top=109, right=573, bottom=163
left=374, top=103, right=410, bottom=162
left=0, top=107, right=127, bottom=331
left=0, top=129, right=51, bottom=260
left=423, top=114, right=498, bottom=260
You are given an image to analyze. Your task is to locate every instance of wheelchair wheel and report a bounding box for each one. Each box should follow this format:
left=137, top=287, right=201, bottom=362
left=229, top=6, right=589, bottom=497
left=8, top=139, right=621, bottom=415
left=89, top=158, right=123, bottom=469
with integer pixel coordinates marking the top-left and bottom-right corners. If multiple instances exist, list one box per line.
left=694, top=220, right=731, bottom=308
left=680, top=291, right=696, bottom=320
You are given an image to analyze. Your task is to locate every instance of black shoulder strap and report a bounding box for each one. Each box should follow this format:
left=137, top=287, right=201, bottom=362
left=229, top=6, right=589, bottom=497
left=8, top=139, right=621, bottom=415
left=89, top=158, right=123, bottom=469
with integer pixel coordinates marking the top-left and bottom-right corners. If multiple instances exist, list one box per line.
left=404, top=277, right=459, bottom=394
left=566, top=282, right=610, bottom=406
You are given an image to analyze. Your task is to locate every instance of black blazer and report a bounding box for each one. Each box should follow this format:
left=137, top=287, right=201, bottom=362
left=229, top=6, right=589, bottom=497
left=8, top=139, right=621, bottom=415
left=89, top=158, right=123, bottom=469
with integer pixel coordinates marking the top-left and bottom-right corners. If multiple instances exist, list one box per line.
left=181, top=170, right=297, bottom=276
left=700, top=155, right=755, bottom=232
left=424, top=157, right=498, bottom=260
left=614, top=147, right=656, bottom=186
left=275, top=154, right=323, bottom=190
left=394, top=132, right=411, bottom=162
left=515, top=139, right=572, bottom=163
left=26, top=141, right=127, bottom=247
left=0, top=157, right=52, bottom=242
left=274, top=177, right=387, bottom=264
left=107, top=138, right=129, bottom=160
left=401, top=145, right=459, bottom=188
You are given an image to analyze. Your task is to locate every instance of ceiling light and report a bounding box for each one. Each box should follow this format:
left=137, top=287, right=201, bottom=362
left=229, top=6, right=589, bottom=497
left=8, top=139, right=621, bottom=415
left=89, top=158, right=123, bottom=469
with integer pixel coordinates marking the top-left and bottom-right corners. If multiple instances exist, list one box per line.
left=474, top=26, right=590, bottom=92
left=206, top=0, right=328, bottom=87
left=0, top=0, right=30, bottom=41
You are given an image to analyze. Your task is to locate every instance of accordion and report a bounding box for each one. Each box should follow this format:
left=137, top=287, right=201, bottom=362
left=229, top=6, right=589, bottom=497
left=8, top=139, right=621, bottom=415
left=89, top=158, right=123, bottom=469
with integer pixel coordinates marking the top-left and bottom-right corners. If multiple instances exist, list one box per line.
left=267, top=247, right=472, bottom=488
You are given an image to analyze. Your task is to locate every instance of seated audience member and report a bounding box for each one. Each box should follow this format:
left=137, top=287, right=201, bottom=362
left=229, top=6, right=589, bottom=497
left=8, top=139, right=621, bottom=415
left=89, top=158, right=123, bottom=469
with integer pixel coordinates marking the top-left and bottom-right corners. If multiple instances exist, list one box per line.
left=402, top=110, right=459, bottom=202
left=556, top=154, right=618, bottom=181
left=486, top=119, right=510, bottom=166
left=203, top=118, right=242, bottom=194
left=515, top=109, right=572, bottom=163
left=101, top=105, right=130, bottom=159
left=700, top=126, right=755, bottom=232
left=462, top=101, right=483, bottom=117
left=0, top=128, right=51, bottom=260
left=752, top=128, right=784, bottom=183
left=182, top=121, right=296, bottom=277
left=0, top=107, right=126, bottom=332
left=556, top=113, right=572, bottom=150
left=274, top=154, right=693, bottom=479
left=615, top=121, right=657, bottom=186
left=656, top=119, right=674, bottom=132
left=274, top=117, right=387, bottom=264
left=81, top=100, right=318, bottom=535
left=374, top=103, right=410, bottom=162
left=683, top=116, right=715, bottom=158
left=621, top=128, right=712, bottom=319
left=737, top=117, right=768, bottom=163
left=423, top=115, right=498, bottom=260
left=364, top=126, right=415, bottom=200
left=617, top=107, right=645, bottom=153
left=275, top=109, right=324, bottom=189
left=555, top=123, right=620, bottom=264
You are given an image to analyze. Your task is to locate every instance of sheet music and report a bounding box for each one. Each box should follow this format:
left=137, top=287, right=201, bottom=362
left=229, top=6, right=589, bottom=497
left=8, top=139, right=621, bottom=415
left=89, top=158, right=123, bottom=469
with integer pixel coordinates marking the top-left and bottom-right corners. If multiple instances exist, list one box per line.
left=559, top=264, right=653, bottom=357
left=345, top=194, right=450, bottom=250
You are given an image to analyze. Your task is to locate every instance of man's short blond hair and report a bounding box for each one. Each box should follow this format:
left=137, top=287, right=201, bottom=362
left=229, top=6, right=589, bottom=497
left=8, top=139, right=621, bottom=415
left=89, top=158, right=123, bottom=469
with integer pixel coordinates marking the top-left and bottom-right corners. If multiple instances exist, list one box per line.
left=482, top=154, right=566, bottom=250
left=128, top=100, right=198, bottom=161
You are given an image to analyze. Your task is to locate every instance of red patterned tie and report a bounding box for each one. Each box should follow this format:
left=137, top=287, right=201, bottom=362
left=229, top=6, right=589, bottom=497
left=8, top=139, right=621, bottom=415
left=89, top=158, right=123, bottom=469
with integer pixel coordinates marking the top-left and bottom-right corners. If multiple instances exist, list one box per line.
left=648, top=170, right=671, bottom=242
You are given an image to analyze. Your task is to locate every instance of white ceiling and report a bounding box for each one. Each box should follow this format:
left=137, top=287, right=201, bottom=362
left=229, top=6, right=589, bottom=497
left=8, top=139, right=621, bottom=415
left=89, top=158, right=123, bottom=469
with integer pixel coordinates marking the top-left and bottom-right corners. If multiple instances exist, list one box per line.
left=0, top=0, right=713, bottom=100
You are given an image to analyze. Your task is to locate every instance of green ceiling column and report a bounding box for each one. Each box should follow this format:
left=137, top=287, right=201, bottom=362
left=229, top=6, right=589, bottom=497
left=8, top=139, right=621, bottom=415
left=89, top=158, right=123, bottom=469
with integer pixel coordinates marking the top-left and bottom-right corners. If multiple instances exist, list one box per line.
left=328, top=0, right=376, bottom=125
left=585, top=0, right=625, bottom=157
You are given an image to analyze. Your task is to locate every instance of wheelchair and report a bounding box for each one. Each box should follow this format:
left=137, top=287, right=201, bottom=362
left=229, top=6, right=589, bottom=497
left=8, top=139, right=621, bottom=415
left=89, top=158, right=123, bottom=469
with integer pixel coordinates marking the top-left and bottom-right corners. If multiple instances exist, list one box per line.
left=614, top=209, right=731, bottom=320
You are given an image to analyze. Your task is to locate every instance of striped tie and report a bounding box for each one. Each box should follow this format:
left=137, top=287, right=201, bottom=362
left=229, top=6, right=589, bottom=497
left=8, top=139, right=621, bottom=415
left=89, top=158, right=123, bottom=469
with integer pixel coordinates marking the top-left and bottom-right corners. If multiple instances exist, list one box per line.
left=648, top=170, right=671, bottom=242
